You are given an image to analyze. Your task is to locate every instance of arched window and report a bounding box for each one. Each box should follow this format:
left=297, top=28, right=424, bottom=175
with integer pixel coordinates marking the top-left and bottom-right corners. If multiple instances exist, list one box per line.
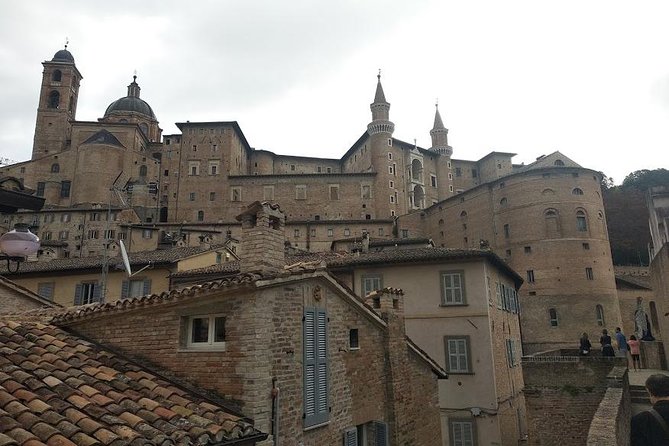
left=572, top=188, right=584, bottom=195
left=460, top=211, right=468, bottom=219
left=197, top=210, right=204, bottom=222
left=411, top=159, right=423, bottom=183
left=542, top=188, right=554, bottom=196
left=544, top=208, right=560, bottom=238
left=48, top=91, right=60, bottom=109
left=554, top=159, right=565, bottom=166
left=51, top=163, right=60, bottom=173
left=438, top=218, right=444, bottom=226
left=52, top=70, right=62, bottom=82
left=576, top=210, right=588, bottom=232
left=500, top=197, right=508, bottom=207
left=139, top=165, right=147, bottom=177
left=549, top=308, right=559, bottom=327
left=413, top=185, right=425, bottom=209
left=139, top=123, right=149, bottom=136
left=596, top=304, right=605, bottom=326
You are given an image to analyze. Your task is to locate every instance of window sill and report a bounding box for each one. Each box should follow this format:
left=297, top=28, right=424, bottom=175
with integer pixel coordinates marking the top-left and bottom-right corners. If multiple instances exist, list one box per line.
left=303, top=421, right=330, bottom=432
left=177, top=344, right=227, bottom=353
left=440, top=303, right=468, bottom=307
left=447, top=371, right=475, bottom=375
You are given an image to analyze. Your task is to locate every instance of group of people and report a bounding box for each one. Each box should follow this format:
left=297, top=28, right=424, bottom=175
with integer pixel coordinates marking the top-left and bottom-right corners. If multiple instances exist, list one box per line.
left=579, top=327, right=642, bottom=370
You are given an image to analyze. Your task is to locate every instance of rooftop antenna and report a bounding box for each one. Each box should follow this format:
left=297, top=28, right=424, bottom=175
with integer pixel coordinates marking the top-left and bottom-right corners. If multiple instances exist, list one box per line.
left=100, top=172, right=130, bottom=301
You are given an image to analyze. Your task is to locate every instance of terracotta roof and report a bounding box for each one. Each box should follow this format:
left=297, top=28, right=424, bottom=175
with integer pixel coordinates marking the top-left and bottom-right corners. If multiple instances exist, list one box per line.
left=327, top=247, right=524, bottom=286
left=0, top=245, right=226, bottom=276
left=0, top=320, right=266, bottom=446
left=51, top=274, right=262, bottom=324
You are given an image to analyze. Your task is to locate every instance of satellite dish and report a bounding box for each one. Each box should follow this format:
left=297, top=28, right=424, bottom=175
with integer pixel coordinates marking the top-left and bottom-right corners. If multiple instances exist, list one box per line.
left=119, top=240, right=132, bottom=277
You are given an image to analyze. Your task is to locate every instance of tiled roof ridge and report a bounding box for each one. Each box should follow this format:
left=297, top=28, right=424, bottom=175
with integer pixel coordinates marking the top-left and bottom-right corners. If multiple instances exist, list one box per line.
left=51, top=273, right=263, bottom=324
left=0, top=276, right=61, bottom=309
left=0, top=320, right=267, bottom=445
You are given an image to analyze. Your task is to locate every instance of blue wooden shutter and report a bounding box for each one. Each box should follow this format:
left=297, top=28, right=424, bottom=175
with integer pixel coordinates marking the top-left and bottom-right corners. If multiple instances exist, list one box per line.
left=143, top=279, right=152, bottom=296
left=121, top=281, right=129, bottom=298
left=343, top=428, right=358, bottom=446
left=303, top=307, right=328, bottom=427
left=74, top=284, right=83, bottom=306
left=374, top=421, right=388, bottom=446
left=92, top=282, right=102, bottom=303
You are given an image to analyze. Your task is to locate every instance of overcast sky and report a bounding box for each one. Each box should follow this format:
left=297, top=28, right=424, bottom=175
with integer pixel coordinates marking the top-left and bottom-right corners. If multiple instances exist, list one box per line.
left=1, top=0, right=668, bottom=184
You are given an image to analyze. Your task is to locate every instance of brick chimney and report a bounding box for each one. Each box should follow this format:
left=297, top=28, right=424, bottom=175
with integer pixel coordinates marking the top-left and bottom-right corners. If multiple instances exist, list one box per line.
left=366, top=287, right=417, bottom=444
left=235, top=201, right=285, bottom=275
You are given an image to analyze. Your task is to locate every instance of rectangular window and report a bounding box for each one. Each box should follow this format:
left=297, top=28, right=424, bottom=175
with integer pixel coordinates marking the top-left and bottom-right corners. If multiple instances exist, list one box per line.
left=317, top=166, right=322, bottom=173
left=189, top=161, right=200, bottom=176
left=583, top=242, right=590, bottom=250
left=186, top=315, right=226, bottom=348
left=74, top=282, right=101, bottom=306
left=87, top=229, right=99, bottom=239
left=37, top=282, right=54, bottom=300
left=524, top=246, right=532, bottom=253
left=455, top=167, right=462, bottom=177
left=36, top=182, right=45, bottom=197
left=231, top=187, right=242, bottom=202
left=142, top=229, right=152, bottom=239
left=362, top=275, right=383, bottom=297
left=209, top=192, right=216, bottom=201
left=349, top=329, right=359, bottom=350
left=294, top=229, right=300, bottom=238
left=389, top=180, right=394, bottom=188
left=60, top=181, right=71, bottom=198
left=118, top=232, right=127, bottom=240
left=361, top=185, right=372, bottom=199
left=60, top=213, right=70, bottom=222
left=209, top=161, right=219, bottom=175
left=431, top=175, right=438, bottom=187
left=326, top=167, right=332, bottom=173
left=42, top=231, right=52, bottom=241
left=401, top=229, right=409, bottom=238
left=329, top=185, right=339, bottom=201
left=441, top=271, right=466, bottom=305
left=444, top=336, right=471, bottom=373
left=295, top=185, right=307, bottom=200
left=503, top=224, right=510, bottom=238
left=290, top=164, right=296, bottom=171
left=527, top=270, right=535, bottom=283
left=390, top=195, right=395, bottom=204
left=310, top=228, right=316, bottom=237
left=58, top=230, right=69, bottom=240
left=327, top=228, right=333, bottom=237
left=472, top=169, right=478, bottom=178
left=263, top=185, right=274, bottom=201
left=388, top=152, right=393, bottom=160
left=344, top=228, right=350, bottom=236
left=450, top=420, right=475, bottom=446
left=303, top=308, right=328, bottom=428
left=121, top=279, right=151, bottom=298
left=586, top=267, right=594, bottom=280
left=103, top=229, right=115, bottom=239
left=189, top=192, right=196, bottom=201
left=577, top=216, right=588, bottom=231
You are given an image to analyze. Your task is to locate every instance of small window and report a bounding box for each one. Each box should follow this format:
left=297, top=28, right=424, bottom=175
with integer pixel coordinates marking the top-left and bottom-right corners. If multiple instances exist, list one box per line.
left=60, top=181, right=71, bottom=198
left=142, top=229, right=152, bottom=239
left=431, top=175, right=437, bottom=187
left=500, top=197, right=508, bottom=207
left=209, top=192, right=216, bottom=201
left=362, top=275, right=382, bottom=297
left=37, top=283, right=55, bottom=300
left=390, top=195, right=395, bottom=204
left=290, top=164, right=296, bottom=171
left=527, top=270, right=535, bottom=283
left=52, top=70, right=62, bottom=82
left=231, top=187, right=242, bottom=202
left=36, top=182, right=45, bottom=197
left=441, top=271, right=465, bottom=305
left=294, top=229, right=300, bottom=238
left=455, top=167, right=462, bottom=177
left=576, top=210, right=588, bottom=232
left=344, top=228, right=350, bottom=237
left=197, top=211, right=204, bottom=222
left=139, top=165, right=147, bottom=177
left=61, top=213, right=71, bottom=223
left=189, top=192, right=196, bottom=201
left=388, top=152, right=393, bottom=160
left=361, top=185, right=372, bottom=199
left=554, top=159, right=565, bottom=166
left=472, top=169, right=478, bottom=178
left=349, top=329, right=359, bottom=350
left=549, top=308, right=559, bottom=327
left=401, top=229, right=409, bottom=238
left=48, top=90, right=60, bottom=108
left=444, top=336, right=471, bottom=373
left=582, top=242, right=590, bottom=250
left=586, top=267, right=594, bottom=280
left=524, top=246, right=532, bottom=253
left=186, top=315, right=226, bottom=348
left=572, top=188, right=584, bottom=195
left=327, top=228, right=333, bottom=237
left=503, top=224, right=510, bottom=238
left=75, top=282, right=100, bottom=306
left=51, top=163, right=60, bottom=173
left=596, top=305, right=605, bottom=326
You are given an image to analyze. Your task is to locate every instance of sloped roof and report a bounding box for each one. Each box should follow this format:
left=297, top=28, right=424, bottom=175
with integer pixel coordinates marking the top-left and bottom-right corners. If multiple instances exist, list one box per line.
left=0, top=245, right=226, bottom=276
left=518, top=151, right=582, bottom=171
left=615, top=274, right=652, bottom=290
left=0, top=320, right=266, bottom=446
left=0, top=276, right=60, bottom=311
left=82, top=130, right=125, bottom=148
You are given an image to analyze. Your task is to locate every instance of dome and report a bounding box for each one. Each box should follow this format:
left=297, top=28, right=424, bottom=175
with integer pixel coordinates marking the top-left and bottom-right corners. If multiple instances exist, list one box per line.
left=104, top=96, right=156, bottom=120
left=52, top=49, right=75, bottom=63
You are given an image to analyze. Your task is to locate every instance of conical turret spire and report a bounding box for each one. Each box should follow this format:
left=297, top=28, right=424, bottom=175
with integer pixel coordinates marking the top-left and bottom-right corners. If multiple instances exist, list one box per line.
left=368, top=71, right=394, bottom=135
left=429, top=102, right=452, bottom=156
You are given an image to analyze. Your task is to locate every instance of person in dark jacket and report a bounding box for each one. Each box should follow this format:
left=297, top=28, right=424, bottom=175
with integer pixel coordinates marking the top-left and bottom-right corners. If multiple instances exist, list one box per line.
left=631, top=374, right=669, bottom=445
left=579, top=332, right=592, bottom=355
left=600, top=329, right=615, bottom=357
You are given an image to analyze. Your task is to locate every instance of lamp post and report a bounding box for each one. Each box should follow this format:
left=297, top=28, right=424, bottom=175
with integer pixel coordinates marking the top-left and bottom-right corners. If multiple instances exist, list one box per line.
left=0, top=223, right=40, bottom=272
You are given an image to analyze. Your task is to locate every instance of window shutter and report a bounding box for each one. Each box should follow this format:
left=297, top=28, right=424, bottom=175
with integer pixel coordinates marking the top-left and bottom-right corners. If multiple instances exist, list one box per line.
left=374, top=421, right=389, bottom=446
left=143, top=279, right=152, bottom=296
left=74, top=284, right=83, bottom=306
left=303, top=308, right=328, bottom=427
left=121, top=281, right=129, bottom=299
left=343, top=428, right=358, bottom=446
left=92, top=283, right=102, bottom=303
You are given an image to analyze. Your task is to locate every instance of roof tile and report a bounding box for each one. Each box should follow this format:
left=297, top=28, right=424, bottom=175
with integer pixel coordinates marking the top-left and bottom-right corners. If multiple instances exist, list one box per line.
left=45, top=435, right=77, bottom=446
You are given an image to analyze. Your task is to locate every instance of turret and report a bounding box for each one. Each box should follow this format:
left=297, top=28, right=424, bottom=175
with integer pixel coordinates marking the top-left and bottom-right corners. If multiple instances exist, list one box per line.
left=429, top=103, right=452, bottom=156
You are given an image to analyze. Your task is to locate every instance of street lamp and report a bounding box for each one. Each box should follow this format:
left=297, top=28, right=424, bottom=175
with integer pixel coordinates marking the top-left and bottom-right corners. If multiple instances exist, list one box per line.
left=0, top=223, right=40, bottom=272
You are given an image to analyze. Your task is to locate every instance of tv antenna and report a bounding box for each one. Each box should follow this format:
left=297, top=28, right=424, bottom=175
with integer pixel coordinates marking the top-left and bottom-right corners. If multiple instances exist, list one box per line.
left=100, top=172, right=129, bottom=301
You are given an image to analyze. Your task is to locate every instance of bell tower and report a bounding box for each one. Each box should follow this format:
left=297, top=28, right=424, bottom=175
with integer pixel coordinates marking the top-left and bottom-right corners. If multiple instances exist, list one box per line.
left=32, top=44, right=83, bottom=159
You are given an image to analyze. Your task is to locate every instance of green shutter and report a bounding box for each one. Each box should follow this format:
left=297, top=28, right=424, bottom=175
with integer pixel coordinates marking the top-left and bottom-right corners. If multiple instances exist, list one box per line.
left=374, top=421, right=388, bottom=446
left=121, top=281, right=129, bottom=299
left=343, top=428, right=358, bottom=446
left=92, top=282, right=102, bottom=303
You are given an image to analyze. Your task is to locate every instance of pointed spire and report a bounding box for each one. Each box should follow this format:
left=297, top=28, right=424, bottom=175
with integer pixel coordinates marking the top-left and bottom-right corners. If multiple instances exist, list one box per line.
left=374, top=69, right=388, bottom=104
left=433, top=102, right=446, bottom=130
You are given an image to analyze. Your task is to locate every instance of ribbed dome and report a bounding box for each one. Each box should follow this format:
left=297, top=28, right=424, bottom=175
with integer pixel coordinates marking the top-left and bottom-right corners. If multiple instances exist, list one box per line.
left=104, top=96, right=156, bottom=119
left=52, top=49, right=74, bottom=63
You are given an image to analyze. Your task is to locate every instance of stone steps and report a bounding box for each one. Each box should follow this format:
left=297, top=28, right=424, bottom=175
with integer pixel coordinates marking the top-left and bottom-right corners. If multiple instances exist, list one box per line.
left=630, top=385, right=650, bottom=405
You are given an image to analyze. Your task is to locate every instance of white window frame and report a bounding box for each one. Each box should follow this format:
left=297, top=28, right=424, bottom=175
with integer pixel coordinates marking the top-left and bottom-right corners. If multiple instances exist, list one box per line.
left=362, top=274, right=383, bottom=297
left=450, top=419, right=476, bottom=446
left=185, top=314, right=227, bottom=350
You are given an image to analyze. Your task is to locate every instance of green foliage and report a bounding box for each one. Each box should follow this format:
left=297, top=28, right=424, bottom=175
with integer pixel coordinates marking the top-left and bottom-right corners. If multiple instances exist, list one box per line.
left=621, top=168, right=669, bottom=191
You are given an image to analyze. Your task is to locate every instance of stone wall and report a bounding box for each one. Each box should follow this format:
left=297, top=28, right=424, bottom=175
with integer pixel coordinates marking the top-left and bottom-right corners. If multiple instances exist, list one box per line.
left=523, top=352, right=626, bottom=446
left=586, top=366, right=630, bottom=446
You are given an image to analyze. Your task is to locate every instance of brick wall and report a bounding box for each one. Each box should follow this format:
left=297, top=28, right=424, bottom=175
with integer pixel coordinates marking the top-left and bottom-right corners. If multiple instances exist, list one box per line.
left=0, top=284, right=51, bottom=314
left=523, top=353, right=626, bottom=446
left=586, top=366, right=630, bottom=446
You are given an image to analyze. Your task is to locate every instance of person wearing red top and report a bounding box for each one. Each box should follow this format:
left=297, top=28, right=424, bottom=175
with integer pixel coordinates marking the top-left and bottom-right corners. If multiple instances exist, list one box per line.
left=628, top=335, right=641, bottom=371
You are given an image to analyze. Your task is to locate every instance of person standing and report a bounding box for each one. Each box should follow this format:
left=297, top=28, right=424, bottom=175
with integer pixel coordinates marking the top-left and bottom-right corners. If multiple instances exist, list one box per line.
left=616, top=327, right=630, bottom=358
left=631, top=374, right=669, bottom=445
left=629, top=335, right=642, bottom=371
left=579, top=332, right=591, bottom=355
left=600, top=329, right=615, bottom=357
